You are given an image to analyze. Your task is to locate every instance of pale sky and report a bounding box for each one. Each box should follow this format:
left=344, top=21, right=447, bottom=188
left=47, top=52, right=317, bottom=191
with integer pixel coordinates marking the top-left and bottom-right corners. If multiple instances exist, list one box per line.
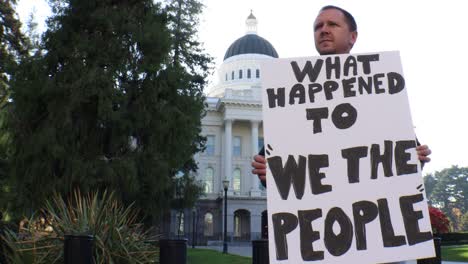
left=16, top=0, right=468, bottom=175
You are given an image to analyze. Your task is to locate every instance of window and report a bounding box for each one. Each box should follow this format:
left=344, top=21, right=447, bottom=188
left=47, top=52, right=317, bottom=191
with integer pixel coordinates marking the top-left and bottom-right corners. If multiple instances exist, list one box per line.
left=233, top=136, right=241, bottom=157
left=225, top=73, right=228, bottom=81
left=256, top=69, right=260, bottom=78
left=176, top=211, right=184, bottom=235
left=205, top=168, right=214, bottom=193
left=234, top=215, right=241, bottom=237
left=239, top=70, right=243, bottom=79
left=233, top=168, right=241, bottom=192
left=258, top=137, right=264, bottom=151
left=205, top=135, right=215, bottom=156
left=247, top=69, right=251, bottom=79
left=231, top=71, right=234, bottom=80
left=204, top=213, right=213, bottom=236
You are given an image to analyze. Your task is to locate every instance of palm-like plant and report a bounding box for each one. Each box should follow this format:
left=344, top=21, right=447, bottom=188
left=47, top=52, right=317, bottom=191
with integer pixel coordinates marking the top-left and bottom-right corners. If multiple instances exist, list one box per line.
left=2, top=190, right=158, bottom=263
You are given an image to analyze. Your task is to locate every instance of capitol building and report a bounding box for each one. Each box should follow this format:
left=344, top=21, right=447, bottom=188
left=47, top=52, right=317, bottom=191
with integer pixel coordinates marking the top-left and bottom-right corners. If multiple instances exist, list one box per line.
left=168, top=12, right=279, bottom=245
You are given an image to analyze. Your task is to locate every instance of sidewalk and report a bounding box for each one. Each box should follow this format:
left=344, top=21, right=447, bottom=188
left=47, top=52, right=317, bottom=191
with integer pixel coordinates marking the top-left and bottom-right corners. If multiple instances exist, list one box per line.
left=196, top=245, right=468, bottom=264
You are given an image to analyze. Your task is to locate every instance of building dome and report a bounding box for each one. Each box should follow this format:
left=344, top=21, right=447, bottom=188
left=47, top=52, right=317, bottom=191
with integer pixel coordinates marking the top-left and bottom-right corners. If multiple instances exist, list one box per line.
left=207, top=11, right=279, bottom=98
left=223, top=11, right=278, bottom=61
left=223, top=34, right=279, bottom=61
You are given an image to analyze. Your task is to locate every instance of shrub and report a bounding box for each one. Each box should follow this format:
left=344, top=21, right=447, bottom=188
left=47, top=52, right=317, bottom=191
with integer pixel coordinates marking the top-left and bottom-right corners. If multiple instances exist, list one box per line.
left=429, top=206, right=451, bottom=234
left=1, top=190, right=158, bottom=263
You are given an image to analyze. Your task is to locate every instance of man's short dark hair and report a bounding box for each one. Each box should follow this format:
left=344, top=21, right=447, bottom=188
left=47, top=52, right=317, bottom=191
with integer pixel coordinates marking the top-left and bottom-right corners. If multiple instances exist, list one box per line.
left=320, top=5, right=357, bottom=32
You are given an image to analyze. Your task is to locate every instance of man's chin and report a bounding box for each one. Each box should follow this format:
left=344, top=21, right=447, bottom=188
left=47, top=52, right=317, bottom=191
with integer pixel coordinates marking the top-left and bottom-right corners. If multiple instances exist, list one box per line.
left=318, top=49, right=336, bottom=55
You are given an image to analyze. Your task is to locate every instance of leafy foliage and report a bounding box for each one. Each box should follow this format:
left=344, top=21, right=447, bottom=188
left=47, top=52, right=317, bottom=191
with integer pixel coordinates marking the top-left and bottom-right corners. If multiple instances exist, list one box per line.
left=429, top=206, right=450, bottom=234
left=171, top=173, right=204, bottom=236
left=461, top=211, right=468, bottom=231
left=424, top=166, right=468, bottom=231
left=5, top=0, right=210, bottom=220
left=0, top=0, right=31, bottom=222
left=0, top=0, right=29, bottom=108
left=171, top=173, right=204, bottom=211
left=2, top=190, right=158, bottom=263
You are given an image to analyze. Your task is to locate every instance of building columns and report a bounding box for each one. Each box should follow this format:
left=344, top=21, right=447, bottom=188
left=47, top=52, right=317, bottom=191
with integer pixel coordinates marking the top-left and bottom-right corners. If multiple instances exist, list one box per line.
left=224, top=119, right=233, bottom=191
left=251, top=120, right=261, bottom=195
left=251, top=120, right=260, bottom=156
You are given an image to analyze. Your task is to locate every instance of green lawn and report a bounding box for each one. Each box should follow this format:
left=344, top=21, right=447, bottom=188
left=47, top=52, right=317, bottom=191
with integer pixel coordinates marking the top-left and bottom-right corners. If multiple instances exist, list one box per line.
left=187, top=248, right=251, bottom=264
left=442, top=245, right=468, bottom=262
left=186, top=246, right=468, bottom=264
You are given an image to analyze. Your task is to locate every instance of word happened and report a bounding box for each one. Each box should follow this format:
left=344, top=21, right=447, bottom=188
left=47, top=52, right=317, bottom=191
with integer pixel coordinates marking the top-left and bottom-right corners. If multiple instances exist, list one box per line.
left=272, top=194, right=432, bottom=261
left=265, top=54, right=406, bottom=134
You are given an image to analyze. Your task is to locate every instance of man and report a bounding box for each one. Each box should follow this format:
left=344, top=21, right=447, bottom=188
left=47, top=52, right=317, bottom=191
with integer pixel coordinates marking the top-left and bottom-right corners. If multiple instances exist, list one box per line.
left=252, top=5, right=432, bottom=184
left=251, top=5, right=432, bottom=264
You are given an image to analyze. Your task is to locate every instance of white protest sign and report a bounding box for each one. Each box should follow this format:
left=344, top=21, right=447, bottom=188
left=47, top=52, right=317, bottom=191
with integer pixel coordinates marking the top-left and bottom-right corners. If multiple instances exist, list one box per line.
left=260, top=51, right=435, bottom=264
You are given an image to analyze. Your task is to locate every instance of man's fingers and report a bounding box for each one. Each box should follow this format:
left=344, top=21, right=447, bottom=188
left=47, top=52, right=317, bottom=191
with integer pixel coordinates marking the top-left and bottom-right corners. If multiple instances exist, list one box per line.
left=416, top=144, right=432, bottom=163
left=416, top=145, right=431, bottom=154
left=252, top=168, right=266, bottom=175
left=418, top=155, right=431, bottom=162
left=254, top=154, right=266, bottom=163
left=251, top=161, right=266, bottom=169
left=252, top=154, right=267, bottom=184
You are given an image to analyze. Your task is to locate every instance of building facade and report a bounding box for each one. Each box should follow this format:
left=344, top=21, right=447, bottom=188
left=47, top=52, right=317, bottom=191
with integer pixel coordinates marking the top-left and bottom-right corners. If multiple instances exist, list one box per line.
left=168, top=12, right=278, bottom=245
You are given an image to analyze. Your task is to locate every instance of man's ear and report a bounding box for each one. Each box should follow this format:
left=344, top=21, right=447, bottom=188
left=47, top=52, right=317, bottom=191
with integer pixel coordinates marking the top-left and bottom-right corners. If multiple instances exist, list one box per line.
left=349, top=31, right=358, bottom=46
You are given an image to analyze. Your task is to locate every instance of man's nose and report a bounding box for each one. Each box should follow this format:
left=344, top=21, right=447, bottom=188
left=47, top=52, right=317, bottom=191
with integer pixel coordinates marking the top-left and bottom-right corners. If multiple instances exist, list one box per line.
left=319, top=25, right=330, bottom=35
left=320, top=27, right=330, bottom=36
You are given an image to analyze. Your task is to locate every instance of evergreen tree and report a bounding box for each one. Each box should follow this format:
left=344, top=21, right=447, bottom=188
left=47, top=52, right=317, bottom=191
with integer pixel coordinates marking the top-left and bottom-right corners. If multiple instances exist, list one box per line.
left=24, top=9, right=41, bottom=54
left=0, top=0, right=29, bottom=217
left=424, top=166, right=468, bottom=231
left=0, top=0, right=28, bottom=109
left=7, top=0, right=210, bottom=220
left=164, top=0, right=211, bottom=70
left=461, top=211, right=468, bottom=231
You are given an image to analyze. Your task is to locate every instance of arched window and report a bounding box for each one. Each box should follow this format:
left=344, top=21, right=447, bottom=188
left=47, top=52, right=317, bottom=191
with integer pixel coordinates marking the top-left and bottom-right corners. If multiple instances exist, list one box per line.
left=205, top=168, right=214, bottom=193
left=247, top=69, right=251, bottom=79
left=204, top=212, right=213, bottom=236
left=231, top=71, right=235, bottom=80
left=233, top=209, right=250, bottom=240
left=234, top=214, right=241, bottom=237
left=239, top=69, right=243, bottom=79
left=233, top=168, right=241, bottom=192
left=256, top=69, right=260, bottom=78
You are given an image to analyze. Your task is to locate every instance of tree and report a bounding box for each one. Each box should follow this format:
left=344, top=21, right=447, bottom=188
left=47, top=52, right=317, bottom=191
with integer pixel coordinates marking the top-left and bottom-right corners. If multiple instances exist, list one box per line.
left=164, top=0, right=212, bottom=72
left=24, top=9, right=41, bottom=54
left=171, top=172, right=203, bottom=237
left=0, top=0, right=29, bottom=108
left=0, top=0, right=30, bottom=218
left=6, top=0, right=210, bottom=221
left=460, top=211, right=468, bottom=231
left=424, top=166, right=468, bottom=231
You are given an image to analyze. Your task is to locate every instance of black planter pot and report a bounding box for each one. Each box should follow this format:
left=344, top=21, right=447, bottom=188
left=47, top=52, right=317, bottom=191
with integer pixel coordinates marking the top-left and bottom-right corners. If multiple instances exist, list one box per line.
left=417, top=237, right=442, bottom=264
left=64, top=235, right=94, bottom=264
left=159, top=238, right=187, bottom=264
left=252, top=239, right=269, bottom=264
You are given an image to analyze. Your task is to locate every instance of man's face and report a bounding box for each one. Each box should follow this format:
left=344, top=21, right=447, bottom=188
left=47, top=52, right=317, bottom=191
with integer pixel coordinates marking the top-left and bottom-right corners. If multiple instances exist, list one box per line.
left=314, top=8, right=357, bottom=55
